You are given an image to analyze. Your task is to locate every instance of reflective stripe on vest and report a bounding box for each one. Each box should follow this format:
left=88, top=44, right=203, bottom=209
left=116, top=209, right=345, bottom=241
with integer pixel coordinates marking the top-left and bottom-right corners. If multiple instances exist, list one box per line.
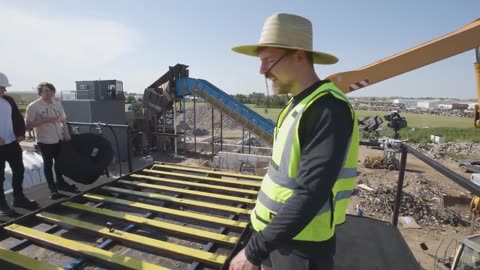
left=250, top=82, right=359, bottom=241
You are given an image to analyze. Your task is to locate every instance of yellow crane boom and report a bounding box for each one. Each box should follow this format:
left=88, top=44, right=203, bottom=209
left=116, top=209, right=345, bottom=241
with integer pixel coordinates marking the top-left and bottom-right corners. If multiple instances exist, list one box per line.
left=326, top=18, right=480, bottom=127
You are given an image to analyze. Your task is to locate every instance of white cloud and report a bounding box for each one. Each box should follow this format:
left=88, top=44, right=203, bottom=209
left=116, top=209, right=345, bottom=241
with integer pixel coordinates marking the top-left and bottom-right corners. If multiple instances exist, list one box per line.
left=0, top=6, right=137, bottom=91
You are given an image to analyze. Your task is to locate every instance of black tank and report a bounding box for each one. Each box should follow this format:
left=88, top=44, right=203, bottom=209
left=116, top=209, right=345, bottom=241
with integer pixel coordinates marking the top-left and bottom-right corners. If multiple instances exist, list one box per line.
left=58, top=133, right=114, bottom=184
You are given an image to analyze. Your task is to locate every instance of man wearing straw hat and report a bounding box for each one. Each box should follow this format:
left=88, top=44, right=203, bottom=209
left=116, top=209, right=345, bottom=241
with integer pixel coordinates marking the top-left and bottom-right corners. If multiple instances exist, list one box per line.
left=229, top=13, right=359, bottom=270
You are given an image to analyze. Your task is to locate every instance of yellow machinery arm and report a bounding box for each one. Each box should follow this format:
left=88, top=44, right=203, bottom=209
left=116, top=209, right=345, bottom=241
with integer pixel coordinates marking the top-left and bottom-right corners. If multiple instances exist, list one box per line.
left=326, top=18, right=480, bottom=127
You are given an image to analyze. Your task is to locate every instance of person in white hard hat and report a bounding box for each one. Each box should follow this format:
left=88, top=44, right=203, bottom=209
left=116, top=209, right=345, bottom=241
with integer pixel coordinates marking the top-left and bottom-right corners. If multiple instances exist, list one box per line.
left=0, top=72, right=39, bottom=216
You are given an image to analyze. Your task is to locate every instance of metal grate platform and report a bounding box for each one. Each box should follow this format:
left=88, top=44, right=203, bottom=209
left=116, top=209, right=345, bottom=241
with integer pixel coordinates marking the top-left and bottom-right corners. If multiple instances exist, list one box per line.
left=0, top=163, right=261, bottom=270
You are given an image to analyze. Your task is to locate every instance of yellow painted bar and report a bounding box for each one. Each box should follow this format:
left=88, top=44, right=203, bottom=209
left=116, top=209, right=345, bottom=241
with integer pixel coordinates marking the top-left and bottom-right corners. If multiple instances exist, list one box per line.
left=130, top=174, right=258, bottom=195
left=143, top=169, right=262, bottom=188
left=152, top=163, right=264, bottom=180
left=102, top=186, right=251, bottom=215
left=62, top=201, right=238, bottom=245
left=119, top=180, right=256, bottom=204
left=83, top=194, right=248, bottom=229
left=4, top=224, right=168, bottom=270
left=36, top=212, right=227, bottom=266
left=0, top=245, right=63, bottom=270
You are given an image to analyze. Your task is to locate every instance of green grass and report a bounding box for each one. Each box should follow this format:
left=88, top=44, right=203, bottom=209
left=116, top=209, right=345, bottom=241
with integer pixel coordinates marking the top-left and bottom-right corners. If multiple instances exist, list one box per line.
left=246, top=104, right=282, bottom=122
left=355, top=110, right=479, bottom=143
left=123, top=101, right=479, bottom=143
left=17, top=104, right=26, bottom=115
left=356, top=110, right=472, bottom=129
left=242, top=108, right=475, bottom=129
left=397, top=127, right=480, bottom=143
left=247, top=108, right=478, bottom=143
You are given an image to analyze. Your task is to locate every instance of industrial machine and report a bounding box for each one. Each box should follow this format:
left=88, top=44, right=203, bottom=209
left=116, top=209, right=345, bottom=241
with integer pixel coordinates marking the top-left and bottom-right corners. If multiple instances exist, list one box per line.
left=433, top=234, right=480, bottom=270
left=363, top=150, right=400, bottom=171
left=363, top=138, right=402, bottom=171
left=134, top=64, right=275, bottom=155
left=361, top=111, right=406, bottom=171
left=358, top=115, right=384, bottom=140
left=419, top=197, right=480, bottom=270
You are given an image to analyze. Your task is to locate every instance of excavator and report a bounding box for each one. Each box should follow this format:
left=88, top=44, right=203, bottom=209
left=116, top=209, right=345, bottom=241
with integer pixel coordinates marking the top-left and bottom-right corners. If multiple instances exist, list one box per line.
left=324, top=18, right=480, bottom=270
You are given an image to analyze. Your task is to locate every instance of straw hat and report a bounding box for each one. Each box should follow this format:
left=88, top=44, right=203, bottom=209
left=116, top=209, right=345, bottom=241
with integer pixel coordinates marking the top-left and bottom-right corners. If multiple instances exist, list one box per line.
left=232, top=13, right=338, bottom=65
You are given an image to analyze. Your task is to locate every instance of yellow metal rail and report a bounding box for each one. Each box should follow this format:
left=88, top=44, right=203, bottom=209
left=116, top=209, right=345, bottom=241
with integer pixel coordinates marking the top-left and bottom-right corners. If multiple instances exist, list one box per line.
left=118, top=179, right=256, bottom=204
left=83, top=193, right=249, bottom=229
left=4, top=224, right=168, bottom=270
left=130, top=173, right=258, bottom=195
left=0, top=245, right=63, bottom=270
left=102, top=186, right=252, bottom=214
left=62, top=201, right=239, bottom=245
left=36, top=212, right=228, bottom=266
left=143, top=168, right=262, bottom=188
left=152, top=163, right=264, bottom=180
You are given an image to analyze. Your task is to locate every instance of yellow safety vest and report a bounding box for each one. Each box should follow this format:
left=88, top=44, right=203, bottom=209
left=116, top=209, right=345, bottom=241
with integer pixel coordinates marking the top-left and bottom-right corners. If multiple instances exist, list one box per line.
left=251, top=82, right=359, bottom=241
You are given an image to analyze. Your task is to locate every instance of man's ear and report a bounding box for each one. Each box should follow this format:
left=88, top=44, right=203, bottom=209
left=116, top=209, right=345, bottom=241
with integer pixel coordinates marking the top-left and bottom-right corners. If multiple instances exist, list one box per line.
left=295, top=51, right=308, bottom=64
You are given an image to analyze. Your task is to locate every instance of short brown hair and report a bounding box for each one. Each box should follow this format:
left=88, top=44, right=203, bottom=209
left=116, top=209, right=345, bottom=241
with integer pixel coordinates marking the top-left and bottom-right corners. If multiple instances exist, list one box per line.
left=37, top=82, right=56, bottom=95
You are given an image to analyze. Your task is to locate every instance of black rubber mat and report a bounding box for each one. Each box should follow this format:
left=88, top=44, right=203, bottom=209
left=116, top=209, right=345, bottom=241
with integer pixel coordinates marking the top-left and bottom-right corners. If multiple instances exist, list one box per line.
left=335, top=215, right=419, bottom=270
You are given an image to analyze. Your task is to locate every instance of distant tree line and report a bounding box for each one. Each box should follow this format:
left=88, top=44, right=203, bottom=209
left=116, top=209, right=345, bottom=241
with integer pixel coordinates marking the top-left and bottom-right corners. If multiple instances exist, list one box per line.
left=231, top=92, right=289, bottom=107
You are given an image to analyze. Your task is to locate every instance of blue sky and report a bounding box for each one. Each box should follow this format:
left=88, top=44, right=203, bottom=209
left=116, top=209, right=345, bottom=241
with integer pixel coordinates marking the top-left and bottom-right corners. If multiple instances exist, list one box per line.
left=1, top=0, right=479, bottom=99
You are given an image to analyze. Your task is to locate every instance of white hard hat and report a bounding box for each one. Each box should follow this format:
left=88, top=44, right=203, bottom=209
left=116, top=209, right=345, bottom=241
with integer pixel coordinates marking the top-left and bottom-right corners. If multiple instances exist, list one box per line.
left=0, top=72, right=12, bottom=87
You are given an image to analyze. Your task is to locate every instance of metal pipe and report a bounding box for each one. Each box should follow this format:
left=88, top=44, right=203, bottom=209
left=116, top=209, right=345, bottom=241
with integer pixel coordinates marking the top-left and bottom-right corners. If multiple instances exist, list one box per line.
left=194, top=95, right=197, bottom=153
left=242, top=128, right=245, bottom=153
left=405, top=144, right=480, bottom=194
left=248, top=131, right=251, bottom=154
left=67, top=122, right=128, bottom=128
left=183, top=96, right=187, bottom=153
left=211, top=107, right=214, bottom=155
left=126, top=126, right=132, bottom=173
left=220, top=113, right=223, bottom=151
left=392, top=145, right=408, bottom=227
left=174, top=102, right=177, bottom=155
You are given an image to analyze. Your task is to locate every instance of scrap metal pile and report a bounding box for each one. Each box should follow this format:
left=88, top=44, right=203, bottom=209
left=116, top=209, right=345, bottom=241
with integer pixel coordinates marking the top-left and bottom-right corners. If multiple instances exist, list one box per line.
left=354, top=185, right=470, bottom=227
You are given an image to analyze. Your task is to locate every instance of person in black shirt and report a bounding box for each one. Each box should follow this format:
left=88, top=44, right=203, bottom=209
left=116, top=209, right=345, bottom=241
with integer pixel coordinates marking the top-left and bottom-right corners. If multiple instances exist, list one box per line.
left=229, top=13, right=356, bottom=270
left=0, top=72, right=39, bottom=216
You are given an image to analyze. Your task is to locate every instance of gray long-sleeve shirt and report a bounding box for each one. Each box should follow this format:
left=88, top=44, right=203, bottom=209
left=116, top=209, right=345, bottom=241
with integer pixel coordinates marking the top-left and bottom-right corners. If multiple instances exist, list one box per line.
left=245, top=80, right=354, bottom=264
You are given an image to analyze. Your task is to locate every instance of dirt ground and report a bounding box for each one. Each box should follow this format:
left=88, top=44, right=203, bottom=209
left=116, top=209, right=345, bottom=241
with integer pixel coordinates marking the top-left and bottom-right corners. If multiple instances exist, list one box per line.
left=351, top=146, right=478, bottom=270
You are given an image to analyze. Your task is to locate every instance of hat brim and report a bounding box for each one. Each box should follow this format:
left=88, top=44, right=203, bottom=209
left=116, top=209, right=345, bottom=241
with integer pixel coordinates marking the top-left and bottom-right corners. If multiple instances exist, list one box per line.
left=0, top=83, right=11, bottom=87
left=232, top=44, right=338, bottom=65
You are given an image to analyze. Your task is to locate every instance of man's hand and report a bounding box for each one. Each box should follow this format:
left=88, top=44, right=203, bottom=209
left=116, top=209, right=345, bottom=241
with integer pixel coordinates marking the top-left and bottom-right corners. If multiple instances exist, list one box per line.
left=0, top=137, right=4, bottom=146
left=229, top=248, right=257, bottom=270
left=43, top=117, right=59, bottom=124
left=16, top=136, right=25, bottom=142
left=63, top=132, right=71, bottom=142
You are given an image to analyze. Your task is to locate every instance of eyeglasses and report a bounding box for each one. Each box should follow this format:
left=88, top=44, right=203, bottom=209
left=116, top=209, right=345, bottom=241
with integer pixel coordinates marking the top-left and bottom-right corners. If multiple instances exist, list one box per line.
left=261, top=50, right=293, bottom=75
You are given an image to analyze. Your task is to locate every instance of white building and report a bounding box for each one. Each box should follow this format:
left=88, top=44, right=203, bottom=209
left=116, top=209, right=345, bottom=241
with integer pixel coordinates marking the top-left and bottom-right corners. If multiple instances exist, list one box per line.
left=417, top=101, right=441, bottom=109
left=437, top=103, right=452, bottom=110
left=393, top=99, right=421, bottom=109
